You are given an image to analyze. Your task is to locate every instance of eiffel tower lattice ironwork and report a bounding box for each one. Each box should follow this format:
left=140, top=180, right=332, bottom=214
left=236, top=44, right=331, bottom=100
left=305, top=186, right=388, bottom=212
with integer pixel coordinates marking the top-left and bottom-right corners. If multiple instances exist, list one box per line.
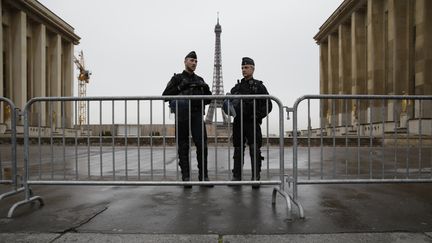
left=206, top=14, right=229, bottom=124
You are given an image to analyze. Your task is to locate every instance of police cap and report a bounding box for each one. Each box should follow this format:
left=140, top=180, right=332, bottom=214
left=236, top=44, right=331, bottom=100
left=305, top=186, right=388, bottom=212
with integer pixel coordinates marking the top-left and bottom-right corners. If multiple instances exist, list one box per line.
left=185, top=51, right=197, bottom=59
left=241, top=57, right=255, bottom=66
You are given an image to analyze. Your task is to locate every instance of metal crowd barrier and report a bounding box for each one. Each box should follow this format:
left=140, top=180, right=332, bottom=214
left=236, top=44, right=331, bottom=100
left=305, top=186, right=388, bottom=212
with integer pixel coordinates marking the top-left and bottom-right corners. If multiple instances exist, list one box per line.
left=8, top=95, right=295, bottom=218
left=291, top=94, right=432, bottom=217
left=0, top=97, right=24, bottom=202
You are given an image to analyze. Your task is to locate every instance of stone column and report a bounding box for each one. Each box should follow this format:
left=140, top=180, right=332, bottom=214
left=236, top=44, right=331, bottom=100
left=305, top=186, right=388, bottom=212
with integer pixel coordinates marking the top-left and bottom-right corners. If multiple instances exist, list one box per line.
left=389, top=0, right=411, bottom=127
left=339, top=23, right=352, bottom=126
left=367, top=0, right=385, bottom=123
left=319, top=41, right=329, bottom=128
left=0, top=0, right=3, bottom=124
left=351, top=10, right=367, bottom=125
left=49, top=34, right=62, bottom=129
left=412, top=0, right=432, bottom=121
left=388, top=1, right=410, bottom=95
left=63, top=42, right=74, bottom=128
left=328, top=33, right=339, bottom=127
left=12, top=11, right=27, bottom=115
left=33, top=24, right=46, bottom=126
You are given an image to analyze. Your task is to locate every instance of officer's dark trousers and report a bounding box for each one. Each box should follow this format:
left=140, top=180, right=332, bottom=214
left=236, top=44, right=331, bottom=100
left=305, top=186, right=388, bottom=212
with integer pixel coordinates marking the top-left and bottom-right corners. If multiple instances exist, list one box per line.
left=232, top=117, right=262, bottom=180
left=176, top=111, right=208, bottom=180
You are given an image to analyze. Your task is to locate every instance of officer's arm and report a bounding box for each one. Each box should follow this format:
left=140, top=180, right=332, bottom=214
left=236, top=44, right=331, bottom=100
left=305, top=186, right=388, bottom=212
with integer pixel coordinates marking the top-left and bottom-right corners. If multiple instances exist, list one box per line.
left=203, top=83, right=212, bottom=96
left=230, top=84, right=240, bottom=94
left=162, top=76, right=180, bottom=96
left=259, top=84, right=270, bottom=95
left=257, top=83, right=272, bottom=117
left=202, top=83, right=212, bottom=105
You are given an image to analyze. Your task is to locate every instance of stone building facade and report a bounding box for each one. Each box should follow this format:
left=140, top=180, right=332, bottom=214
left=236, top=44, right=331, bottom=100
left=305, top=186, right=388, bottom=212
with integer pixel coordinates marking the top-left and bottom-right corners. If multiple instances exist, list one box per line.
left=315, top=0, right=432, bottom=135
left=0, top=0, right=80, bottom=131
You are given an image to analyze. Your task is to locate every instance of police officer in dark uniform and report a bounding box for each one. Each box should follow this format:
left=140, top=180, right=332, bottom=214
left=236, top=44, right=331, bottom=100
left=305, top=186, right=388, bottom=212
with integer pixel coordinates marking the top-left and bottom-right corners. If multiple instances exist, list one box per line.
left=230, top=57, right=272, bottom=188
left=162, top=51, right=212, bottom=187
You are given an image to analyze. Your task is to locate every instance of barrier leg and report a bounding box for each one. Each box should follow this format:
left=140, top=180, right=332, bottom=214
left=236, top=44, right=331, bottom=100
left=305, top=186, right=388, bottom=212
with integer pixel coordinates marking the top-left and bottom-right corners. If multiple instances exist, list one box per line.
left=272, top=186, right=293, bottom=219
left=272, top=183, right=305, bottom=219
left=0, top=186, right=25, bottom=201
left=7, top=186, right=44, bottom=218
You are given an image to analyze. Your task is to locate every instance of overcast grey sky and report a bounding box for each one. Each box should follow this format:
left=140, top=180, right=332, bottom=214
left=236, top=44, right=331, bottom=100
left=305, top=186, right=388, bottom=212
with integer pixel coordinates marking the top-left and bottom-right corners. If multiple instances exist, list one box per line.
left=38, top=0, right=343, bottom=132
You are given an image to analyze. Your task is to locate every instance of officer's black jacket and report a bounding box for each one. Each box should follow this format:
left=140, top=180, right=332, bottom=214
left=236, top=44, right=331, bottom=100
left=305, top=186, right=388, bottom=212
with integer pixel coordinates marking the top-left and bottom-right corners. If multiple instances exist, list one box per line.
left=163, top=71, right=211, bottom=96
left=230, top=78, right=272, bottom=122
left=162, top=71, right=212, bottom=112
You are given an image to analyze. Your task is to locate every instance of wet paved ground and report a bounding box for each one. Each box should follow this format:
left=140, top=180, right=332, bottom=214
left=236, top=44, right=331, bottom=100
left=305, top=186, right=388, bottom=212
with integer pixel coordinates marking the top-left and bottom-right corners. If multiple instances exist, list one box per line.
left=1, top=146, right=432, bottom=242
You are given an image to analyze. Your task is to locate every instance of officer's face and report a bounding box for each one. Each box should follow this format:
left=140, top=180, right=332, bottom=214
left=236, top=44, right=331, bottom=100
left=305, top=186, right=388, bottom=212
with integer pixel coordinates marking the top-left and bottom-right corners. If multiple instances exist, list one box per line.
left=184, top=58, right=197, bottom=72
left=241, top=65, right=254, bottom=79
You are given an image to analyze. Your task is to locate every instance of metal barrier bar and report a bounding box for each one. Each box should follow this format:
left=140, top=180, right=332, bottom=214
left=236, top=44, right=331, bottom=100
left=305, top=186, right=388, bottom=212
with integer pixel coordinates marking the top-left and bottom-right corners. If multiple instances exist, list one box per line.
left=201, top=100, right=205, bottom=181
left=406, top=99, right=410, bottom=178
left=320, top=101, right=323, bottom=180
left=307, top=99, right=311, bottom=180
left=38, top=102, right=42, bottom=179
left=393, top=103, right=398, bottom=178
left=240, top=99, right=244, bottom=179
left=292, top=94, right=432, bottom=218
left=381, top=99, right=385, bottom=179
left=227, top=100, right=232, bottom=180
left=188, top=100, right=192, bottom=181
left=75, top=100, right=78, bottom=180
left=125, top=100, right=128, bottom=179
left=99, top=101, right=103, bottom=178
left=138, top=100, right=141, bottom=179
left=62, top=101, right=66, bottom=180
left=297, top=179, right=432, bottom=185
left=163, top=101, right=166, bottom=179
left=332, top=99, right=336, bottom=179
left=253, top=99, right=257, bottom=181
left=356, top=99, right=360, bottom=177
left=175, top=100, right=179, bottom=180
left=214, top=100, right=218, bottom=179
left=49, top=102, right=54, bottom=179
left=344, top=99, right=348, bottom=177
left=112, top=100, right=115, bottom=180
left=418, top=100, right=422, bottom=177
left=369, top=99, right=373, bottom=179
left=266, top=99, right=270, bottom=179
left=150, top=100, right=153, bottom=180
left=87, top=100, right=90, bottom=179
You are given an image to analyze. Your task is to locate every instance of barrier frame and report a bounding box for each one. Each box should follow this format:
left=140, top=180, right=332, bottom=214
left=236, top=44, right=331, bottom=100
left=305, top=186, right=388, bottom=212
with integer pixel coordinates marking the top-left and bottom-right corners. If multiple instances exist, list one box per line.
left=291, top=94, right=432, bottom=218
left=8, top=95, right=298, bottom=218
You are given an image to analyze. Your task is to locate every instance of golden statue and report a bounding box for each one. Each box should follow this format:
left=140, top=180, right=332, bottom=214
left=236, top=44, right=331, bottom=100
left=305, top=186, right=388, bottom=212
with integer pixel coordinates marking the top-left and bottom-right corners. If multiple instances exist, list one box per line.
left=4, top=105, right=11, bottom=121
left=326, top=109, right=331, bottom=124
left=352, top=103, right=358, bottom=120
left=52, top=111, right=57, bottom=127
left=401, top=91, right=410, bottom=114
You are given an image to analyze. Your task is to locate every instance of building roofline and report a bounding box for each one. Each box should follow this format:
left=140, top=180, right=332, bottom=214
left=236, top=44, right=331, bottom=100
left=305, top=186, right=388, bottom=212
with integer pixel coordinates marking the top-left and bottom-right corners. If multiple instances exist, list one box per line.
left=6, top=0, right=81, bottom=45
left=313, top=0, right=366, bottom=44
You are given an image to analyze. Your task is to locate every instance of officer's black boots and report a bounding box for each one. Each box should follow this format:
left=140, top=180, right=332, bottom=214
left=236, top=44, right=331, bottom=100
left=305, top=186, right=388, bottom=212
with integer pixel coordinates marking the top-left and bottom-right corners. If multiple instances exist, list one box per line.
left=182, top=175, right=192, bottom=189
left=198, top=173, right=213, bottom=187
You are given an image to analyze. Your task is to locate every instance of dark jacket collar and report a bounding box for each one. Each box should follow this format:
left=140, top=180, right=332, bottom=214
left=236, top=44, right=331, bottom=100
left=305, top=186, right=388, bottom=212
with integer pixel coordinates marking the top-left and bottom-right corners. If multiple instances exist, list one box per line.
left=241, top=77, right=255, bottom=84
left=182, top=70, right=195, bottom=78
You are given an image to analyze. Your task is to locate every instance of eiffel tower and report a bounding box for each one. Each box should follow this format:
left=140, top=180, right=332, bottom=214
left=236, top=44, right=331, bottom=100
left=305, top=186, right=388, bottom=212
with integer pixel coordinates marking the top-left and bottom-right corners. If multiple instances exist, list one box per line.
left=206, top=14, right=229, bottom=124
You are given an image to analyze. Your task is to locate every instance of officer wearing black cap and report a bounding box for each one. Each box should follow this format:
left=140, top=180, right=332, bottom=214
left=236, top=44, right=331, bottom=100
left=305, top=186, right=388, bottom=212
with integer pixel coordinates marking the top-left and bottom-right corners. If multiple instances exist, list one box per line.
left=230, top=57, right=272, bottom=188
left=162, top=51, right=212, bottom=187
